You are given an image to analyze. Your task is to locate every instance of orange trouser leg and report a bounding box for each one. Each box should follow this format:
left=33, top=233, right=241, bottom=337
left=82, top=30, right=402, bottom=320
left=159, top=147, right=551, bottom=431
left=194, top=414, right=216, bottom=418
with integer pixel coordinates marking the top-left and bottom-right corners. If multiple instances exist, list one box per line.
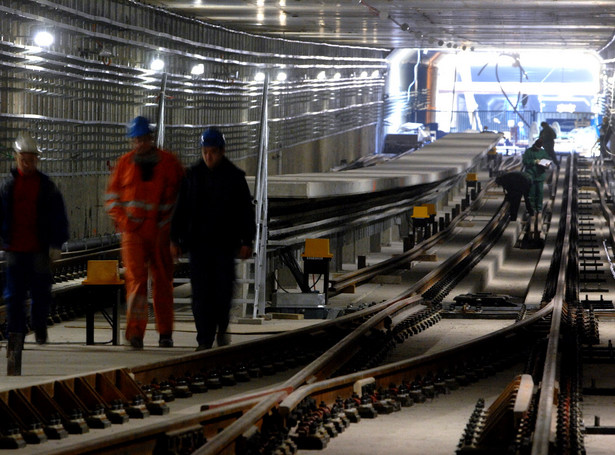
left=121, top=232, right=150, bottom=341
left=150, top=230, right=174, bottom=336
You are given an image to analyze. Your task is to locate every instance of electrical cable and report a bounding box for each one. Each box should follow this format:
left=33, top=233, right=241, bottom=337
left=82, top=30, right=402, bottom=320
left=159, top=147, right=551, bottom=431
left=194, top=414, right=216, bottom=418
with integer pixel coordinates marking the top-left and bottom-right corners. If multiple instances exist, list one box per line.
left=310, top=274, right=322, bottom=290
left=407, top=49, right=422, bottom=101
left=478, top=53, right=530, bottom=129
left=495, top=54, right=531, bottom=128
left=274, top=274, right=291, bottom=293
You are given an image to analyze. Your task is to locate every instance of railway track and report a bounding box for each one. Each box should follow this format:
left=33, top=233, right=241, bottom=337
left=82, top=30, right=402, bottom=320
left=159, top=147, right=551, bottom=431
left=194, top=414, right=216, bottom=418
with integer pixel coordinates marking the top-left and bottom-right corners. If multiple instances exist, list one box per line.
left=4, top=153, right=612, bottom=455
left=0, top=154, right=580, bottom=454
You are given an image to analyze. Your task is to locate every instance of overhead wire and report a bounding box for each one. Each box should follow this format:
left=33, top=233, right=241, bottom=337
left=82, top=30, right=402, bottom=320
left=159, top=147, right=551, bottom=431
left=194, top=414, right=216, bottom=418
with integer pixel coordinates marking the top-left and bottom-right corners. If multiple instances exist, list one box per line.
left=477, top=53, right=531, bottom=128
left=495, top=54, right=531, bottom=128
left=407, top=49, right=422, bottom=101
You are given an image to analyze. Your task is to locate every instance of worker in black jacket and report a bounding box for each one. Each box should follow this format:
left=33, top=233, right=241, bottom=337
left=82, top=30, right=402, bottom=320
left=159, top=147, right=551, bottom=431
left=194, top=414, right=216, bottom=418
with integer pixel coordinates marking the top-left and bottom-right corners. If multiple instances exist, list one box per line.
left=170, top=128, right=255, bottom=350
left=539, top=122, right=557, bottom=163
left=495, top=171, right=534, bottom=221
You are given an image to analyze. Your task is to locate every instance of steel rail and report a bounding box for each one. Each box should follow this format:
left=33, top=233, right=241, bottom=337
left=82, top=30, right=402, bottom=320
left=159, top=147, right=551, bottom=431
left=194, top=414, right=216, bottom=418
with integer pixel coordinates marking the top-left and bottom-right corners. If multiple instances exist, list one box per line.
left=531, top=154, right=573, bottom=455
left=198, top=162, right=566, bottom=455
left=278, top=297, right=555, bottom=416
left=0, top=169, right=514, bottom=455
left=265, top=152, right=522, bottom=242
left=196, top=287, right=552, bottom=454
left=327, top=155, right=524, bottom=293
left=0, top=160, right=529, bottom=453
left=267, top=181, right=451, bottom=244
left=189, top=193, right=520, bottom=454
left=40, top=395, right=266, bottom=455
left=329, top=179, right=502, bottom=294
left=190, top=160, right=559, bottom=454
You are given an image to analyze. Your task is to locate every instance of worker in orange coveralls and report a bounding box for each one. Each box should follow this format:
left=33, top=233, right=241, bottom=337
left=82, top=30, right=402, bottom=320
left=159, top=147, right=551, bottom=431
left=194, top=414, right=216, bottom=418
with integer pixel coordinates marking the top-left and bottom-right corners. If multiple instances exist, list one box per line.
left=105, top=116, right=184, bottom=349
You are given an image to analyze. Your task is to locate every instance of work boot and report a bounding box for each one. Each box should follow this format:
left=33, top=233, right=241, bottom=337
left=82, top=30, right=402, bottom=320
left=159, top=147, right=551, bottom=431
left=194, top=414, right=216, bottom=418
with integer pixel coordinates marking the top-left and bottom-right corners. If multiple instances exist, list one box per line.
left=158, top=334, right=173, bottom=348
left=129, top=336, right=144, bottom=350
left=35, top=326, right=48, bottom=345
left=7, top=333, right=24, bottom=376
left=216, top=332, right=230, bottom=347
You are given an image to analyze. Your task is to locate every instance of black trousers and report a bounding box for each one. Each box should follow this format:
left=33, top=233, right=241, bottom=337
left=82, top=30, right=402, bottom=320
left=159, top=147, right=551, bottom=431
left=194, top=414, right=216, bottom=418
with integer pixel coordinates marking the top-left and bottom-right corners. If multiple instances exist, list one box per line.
left=506, top=191, right=533, bottom=221
left=189, top=249, right=235, bottom=348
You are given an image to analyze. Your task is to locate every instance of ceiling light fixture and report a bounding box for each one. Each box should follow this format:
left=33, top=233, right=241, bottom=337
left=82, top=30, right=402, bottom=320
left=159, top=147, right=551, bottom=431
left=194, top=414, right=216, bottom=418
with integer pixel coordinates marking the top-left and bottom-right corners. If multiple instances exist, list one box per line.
left=276, top=72, right=287, bottom=82
left=150, top=58, right=165, bottom=71
left=254, top=72, right=266, bottom=81
left=191, top=63, right=204, bottom=75
left=34, top=30, right=54, bottom=47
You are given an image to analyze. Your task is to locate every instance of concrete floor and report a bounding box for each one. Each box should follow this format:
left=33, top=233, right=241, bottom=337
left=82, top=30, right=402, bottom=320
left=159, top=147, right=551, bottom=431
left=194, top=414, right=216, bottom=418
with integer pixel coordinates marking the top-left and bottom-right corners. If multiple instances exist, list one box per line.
left=0, top=313, right=323, bottom=390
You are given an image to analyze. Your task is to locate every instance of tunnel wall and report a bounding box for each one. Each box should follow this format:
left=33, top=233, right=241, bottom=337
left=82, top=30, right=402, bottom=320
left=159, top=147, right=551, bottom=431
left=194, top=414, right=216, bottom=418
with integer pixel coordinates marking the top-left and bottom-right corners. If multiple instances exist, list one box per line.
left=0, top=0, right=387, bottom=240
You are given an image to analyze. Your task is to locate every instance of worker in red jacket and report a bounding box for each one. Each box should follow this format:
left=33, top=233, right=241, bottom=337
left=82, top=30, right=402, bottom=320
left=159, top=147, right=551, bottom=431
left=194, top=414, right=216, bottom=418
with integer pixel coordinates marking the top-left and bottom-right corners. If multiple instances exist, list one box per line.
left=105, top=116, right=184, bottom=349
left=0, top=132, right=69, bottom=375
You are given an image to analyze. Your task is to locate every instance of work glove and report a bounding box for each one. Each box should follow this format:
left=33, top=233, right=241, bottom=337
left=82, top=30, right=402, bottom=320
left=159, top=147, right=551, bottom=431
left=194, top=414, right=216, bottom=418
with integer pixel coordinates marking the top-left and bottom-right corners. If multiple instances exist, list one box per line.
left=49, top=248, right=62, bottom=262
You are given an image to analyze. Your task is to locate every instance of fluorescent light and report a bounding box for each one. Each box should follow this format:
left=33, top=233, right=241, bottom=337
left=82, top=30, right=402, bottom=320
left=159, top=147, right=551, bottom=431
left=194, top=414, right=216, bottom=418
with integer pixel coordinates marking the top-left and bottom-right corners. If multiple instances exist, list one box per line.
left=333, top=72, right=341, bottom=80
left=317, top=71, right=327, bottom=80
left=254, top=72, right=266, bottom=81
left=191, top=63, right=204, bottom=75
left=151, top=58, right=165, bottom=71
left=360, top=71, right=368, bottom=78
left=371, top=70, right=380, bottom=78
left=276, top=72, right=287, bottom=82
left=34, top=31, right=54, bottom=47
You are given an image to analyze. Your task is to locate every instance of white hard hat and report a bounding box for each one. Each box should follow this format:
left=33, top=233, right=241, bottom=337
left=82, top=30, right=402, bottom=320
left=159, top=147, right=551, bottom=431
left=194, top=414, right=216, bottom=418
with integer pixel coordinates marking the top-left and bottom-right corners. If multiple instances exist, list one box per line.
left=13, top=132, right=41, bottom=155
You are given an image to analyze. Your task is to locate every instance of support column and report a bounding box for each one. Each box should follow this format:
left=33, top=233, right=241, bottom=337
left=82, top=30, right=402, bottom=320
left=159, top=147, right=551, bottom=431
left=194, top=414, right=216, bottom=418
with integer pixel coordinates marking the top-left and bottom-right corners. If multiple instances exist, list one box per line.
left=369, top=233, right=381, bottom=253
left=332, top=234, right=344, bottom=271
left=356, top=235, right=370, bottom=257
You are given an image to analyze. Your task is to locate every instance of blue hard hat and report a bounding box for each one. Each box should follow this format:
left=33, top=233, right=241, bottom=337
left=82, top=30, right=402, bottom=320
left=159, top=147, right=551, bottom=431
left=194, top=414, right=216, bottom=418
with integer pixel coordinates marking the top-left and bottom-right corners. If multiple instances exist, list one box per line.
left=200, top=127, right=226, bottom=148
left=127, top=116, right=152, bottom=138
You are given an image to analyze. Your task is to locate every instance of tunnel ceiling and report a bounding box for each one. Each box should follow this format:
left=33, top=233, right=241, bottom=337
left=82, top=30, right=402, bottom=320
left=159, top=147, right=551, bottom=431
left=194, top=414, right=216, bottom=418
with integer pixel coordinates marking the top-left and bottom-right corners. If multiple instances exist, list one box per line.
left=146, top=0, right=615, bottom=52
